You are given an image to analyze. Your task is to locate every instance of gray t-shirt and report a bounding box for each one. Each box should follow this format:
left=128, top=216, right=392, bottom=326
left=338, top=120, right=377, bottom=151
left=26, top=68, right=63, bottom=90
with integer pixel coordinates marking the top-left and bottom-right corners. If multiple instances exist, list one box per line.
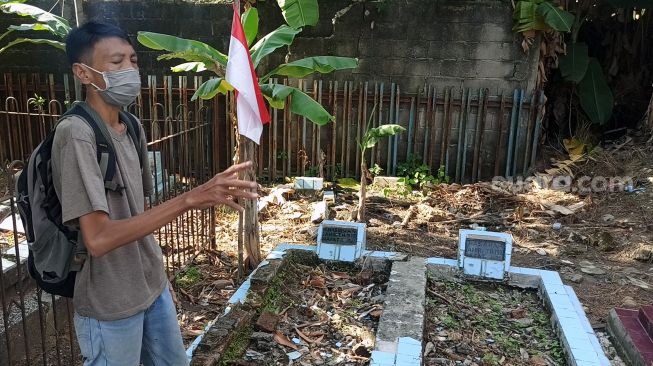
left=51, top=105, right=167, bottom=321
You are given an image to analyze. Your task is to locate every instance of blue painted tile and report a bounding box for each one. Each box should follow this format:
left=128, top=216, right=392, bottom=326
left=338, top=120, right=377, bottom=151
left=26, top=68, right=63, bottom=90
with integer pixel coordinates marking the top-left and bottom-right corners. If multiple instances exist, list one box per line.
left=370, top=351, right=395, bottom=365
left=397, top=339, right=422, bottom=357
left=543, top=283, right=567, bottom=295
left=574, top=361, right=602, bottom=366
left=395, top=353, right=421, bottom=366
left=547, top=292, right=575, bottom=311
left=570, top=348, right=601, bottom=363
left=442, top=259, right=458, bottom=267
left=540, top=270, right=563, bottom=285
left=228, top=278, right=251, bottom=304
left=567, top=335, right=596, bottom=353
left=426, top=257, right=446, bottom=265
left=366, top=250, right=399, bottom=258
left=509, top=266, right=541, bottom=276
left=398, top=337, right=421, bottom=346
left=555, top=307, right=580, bottom=320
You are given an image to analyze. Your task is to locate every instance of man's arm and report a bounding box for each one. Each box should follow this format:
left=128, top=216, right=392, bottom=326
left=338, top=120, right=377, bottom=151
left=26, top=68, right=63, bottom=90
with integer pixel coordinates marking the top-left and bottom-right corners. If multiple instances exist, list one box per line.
left=79, top=161, right=257, bottom=257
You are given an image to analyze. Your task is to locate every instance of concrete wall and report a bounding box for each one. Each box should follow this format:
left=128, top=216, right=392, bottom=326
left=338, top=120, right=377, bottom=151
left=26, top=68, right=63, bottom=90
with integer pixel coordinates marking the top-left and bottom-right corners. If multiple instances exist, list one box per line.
left=0, top=0, right=538, bottom=95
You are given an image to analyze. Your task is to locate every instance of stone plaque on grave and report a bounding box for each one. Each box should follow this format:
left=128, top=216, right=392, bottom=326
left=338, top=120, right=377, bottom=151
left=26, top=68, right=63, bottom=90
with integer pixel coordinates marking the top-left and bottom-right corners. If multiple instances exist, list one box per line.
left=317, top=220, right=366, bottom=262
left=458, top=230, right=512, bottom=280
left=464, top=239, right=506, bottom=261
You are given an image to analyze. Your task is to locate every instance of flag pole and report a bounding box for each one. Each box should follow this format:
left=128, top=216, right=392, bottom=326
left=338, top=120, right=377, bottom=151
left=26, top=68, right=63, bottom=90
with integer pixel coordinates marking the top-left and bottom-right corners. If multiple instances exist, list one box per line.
left=228, top=0, right=268, bottom=271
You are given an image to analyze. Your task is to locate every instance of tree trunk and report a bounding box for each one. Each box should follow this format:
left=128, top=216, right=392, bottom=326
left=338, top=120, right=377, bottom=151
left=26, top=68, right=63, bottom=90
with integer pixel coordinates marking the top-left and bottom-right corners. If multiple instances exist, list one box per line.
left=239, top=136, right=261, bottom=269
left=358, top=160, right=367, bottom=223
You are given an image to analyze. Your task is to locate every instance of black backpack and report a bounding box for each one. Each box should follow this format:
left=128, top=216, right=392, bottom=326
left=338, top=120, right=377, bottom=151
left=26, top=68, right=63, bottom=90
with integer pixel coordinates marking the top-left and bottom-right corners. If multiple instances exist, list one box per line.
left=15, top=102, right=143, bottom=298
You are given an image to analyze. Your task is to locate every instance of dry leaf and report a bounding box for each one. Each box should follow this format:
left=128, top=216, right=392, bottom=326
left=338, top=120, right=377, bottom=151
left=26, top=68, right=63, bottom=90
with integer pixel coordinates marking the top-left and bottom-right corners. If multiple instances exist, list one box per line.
left=530, top=355, right=548, bottom=365
left=274, top=331, right=299, bottom=350
left=309, top=277, right=326, bottom=289
left=295, top=327, right=323, bottom=344
left=331, top=272, right=350, bottom=280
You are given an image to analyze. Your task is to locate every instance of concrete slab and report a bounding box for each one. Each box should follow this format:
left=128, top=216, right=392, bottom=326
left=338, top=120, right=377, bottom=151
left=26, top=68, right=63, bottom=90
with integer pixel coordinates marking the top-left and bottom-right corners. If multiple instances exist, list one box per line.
left=373, top=257, right=426, bottom=365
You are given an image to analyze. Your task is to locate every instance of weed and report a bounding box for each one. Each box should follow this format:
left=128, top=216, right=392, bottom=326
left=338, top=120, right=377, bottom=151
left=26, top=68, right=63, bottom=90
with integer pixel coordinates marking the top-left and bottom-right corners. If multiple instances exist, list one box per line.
left=482, top=354, right=500, bottom=365
left=175, top=265, right=201, bottom=288
left=261, top=267, right=289, bottom=314
left=219, top=324, right=253, bottom=366
left=29, top=94, right=46, bottom=112
left=441, top=314, right=458, bottom=328
left=369, top=163, right=383, bottom=176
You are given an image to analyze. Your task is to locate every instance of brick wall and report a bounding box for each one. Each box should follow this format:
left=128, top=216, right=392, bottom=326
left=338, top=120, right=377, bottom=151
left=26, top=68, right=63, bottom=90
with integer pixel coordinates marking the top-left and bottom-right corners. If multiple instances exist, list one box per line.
left=0, top=0, right=538, bottom=95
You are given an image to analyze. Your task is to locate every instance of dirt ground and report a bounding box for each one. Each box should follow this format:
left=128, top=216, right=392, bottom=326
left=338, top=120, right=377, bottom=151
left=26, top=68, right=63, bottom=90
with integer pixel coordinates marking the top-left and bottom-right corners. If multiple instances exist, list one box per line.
left=179, top=138, right=653, bottom=354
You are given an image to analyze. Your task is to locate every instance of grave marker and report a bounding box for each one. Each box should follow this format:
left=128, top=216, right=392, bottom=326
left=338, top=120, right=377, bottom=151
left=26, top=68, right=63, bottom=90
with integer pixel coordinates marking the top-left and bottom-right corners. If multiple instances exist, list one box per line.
left=458, top=229, right=512, bottom=280
left=317, top=220, right=366, bottom=262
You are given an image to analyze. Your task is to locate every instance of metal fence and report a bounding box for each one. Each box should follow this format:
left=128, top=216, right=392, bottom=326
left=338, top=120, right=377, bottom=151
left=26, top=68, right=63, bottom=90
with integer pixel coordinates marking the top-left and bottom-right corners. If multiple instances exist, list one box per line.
left=221, top=79, right=543, bottom=184
left=0, top=73, right=217, bottom=365
left=0, top=72, right=542, bottom=364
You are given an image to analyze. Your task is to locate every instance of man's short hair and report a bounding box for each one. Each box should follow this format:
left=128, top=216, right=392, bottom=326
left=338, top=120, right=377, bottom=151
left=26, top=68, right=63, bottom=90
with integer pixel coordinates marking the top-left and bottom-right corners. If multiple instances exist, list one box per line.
left=65, top=21, right=132, bottom=65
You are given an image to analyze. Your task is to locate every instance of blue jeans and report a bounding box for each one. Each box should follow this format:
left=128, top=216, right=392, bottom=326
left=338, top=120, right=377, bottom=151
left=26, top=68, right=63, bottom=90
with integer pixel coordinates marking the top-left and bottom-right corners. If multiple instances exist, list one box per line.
left=73, top=285, right=188, bottom=366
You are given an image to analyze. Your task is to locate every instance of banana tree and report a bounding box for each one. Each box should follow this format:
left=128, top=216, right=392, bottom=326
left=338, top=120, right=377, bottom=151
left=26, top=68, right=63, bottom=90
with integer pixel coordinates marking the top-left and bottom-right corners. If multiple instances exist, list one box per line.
left=513, top=0, right=614, bottom=125
left=0, top=0, right=71, bottom=54
left=356, top=122, right=404, bottom=222
left=138, top=0, right=358, bottom=269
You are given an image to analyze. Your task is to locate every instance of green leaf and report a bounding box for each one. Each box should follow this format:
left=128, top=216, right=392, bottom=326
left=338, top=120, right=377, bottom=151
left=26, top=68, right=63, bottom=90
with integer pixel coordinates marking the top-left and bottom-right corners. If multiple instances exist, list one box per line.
left=362, top=124, right=405, bottom=149
left=137, top=32, right=227, bottom=69
left=8, top=22, right=64, bottom=37
left=0, top=0, right=27, bottom=3
left=536, top=2, right=574, bottom=32
left=0, top=37, right=64, bottom=54
left=578, top=58, right=614, bottom=125
left=249, top=25, right=301, bottom=68
left=512, top=0, right=548, bottom=32
left=559, top=42, right=589, bottom=83
left=263, top=56, right=358, bottom=81
left=191, top=78, right=233, bottom=101
left=260, top=83, right=334, bottom=125
left=241, top=7, right=259, bottom=47
left=277, top=0, right=319, bottom=29
left=171, top=62, right=208, bottom=73
left=0, top=3, right=70, bottom=38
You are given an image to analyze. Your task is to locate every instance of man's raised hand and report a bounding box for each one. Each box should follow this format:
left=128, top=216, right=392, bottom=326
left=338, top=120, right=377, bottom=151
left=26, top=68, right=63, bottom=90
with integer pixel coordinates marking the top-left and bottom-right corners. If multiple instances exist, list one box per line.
left=183, top=161, right=259, bottom=212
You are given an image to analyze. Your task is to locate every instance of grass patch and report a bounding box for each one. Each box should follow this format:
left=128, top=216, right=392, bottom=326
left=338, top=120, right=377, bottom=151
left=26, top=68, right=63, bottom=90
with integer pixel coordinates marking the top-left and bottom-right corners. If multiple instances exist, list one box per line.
left=176, top=265, right=202, bottom=288
left=219, top=324, right=254, bottom=366
left=425, top=277, right=565, bottom=365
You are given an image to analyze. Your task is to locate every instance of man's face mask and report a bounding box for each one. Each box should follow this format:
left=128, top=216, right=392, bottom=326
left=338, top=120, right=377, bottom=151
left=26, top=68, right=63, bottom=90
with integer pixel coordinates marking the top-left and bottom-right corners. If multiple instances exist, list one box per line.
left=82, top=64, right=141, bottom=107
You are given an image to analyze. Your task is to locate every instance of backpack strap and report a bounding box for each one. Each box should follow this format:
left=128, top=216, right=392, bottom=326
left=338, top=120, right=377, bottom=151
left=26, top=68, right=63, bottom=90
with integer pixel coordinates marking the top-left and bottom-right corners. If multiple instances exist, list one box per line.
left=63, top=104, right=121, bottom=193
left=119, top=110, right=144, bottom=169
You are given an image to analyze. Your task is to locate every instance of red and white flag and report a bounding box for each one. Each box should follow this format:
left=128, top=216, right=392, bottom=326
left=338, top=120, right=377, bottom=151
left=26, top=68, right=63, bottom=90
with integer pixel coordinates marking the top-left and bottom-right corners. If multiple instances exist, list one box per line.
left=226, top=1, right=270, bottom=145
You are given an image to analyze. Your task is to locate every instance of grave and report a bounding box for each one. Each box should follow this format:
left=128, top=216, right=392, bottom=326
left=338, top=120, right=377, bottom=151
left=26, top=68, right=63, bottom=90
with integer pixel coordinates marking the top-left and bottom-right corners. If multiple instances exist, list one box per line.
left=294, top=177, right=324, bottom=191
left=317, top=220, right=366, bottom=262
left=186, top=224, right=610, bottom=366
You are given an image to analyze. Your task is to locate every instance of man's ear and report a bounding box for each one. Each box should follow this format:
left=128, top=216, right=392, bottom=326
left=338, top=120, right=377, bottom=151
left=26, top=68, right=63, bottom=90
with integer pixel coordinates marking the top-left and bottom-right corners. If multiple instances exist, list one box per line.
left=72, top=63, right=92, bottom=85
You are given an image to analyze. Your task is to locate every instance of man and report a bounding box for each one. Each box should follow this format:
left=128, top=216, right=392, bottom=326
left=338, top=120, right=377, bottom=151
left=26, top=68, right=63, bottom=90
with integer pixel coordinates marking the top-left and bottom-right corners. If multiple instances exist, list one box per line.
left=53, top=21, right=256, bottom=365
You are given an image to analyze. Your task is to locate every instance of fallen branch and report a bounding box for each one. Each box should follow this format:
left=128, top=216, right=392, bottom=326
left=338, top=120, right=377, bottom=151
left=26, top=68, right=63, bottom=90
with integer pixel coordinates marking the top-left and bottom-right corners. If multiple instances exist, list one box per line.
left=427, top=288, right=452, bottom=305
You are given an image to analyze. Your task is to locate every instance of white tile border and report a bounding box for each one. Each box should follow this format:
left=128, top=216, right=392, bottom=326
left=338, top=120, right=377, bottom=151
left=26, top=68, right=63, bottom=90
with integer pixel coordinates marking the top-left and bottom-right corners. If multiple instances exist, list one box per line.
left=186, top=246, right=609, bottom=366
left=428, top=258, right=610, bottom=366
